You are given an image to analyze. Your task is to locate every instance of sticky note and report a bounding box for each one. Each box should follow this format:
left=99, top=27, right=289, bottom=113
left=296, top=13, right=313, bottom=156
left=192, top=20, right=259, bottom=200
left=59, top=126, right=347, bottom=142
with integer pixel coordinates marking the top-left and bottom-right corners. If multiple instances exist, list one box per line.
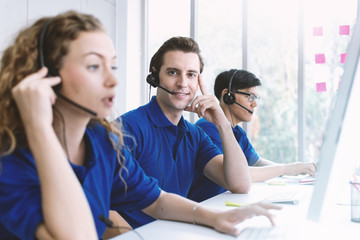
left=340, top=53, right=347, bottom=63
left=316, top=82, right=327, bottom=92
left=315, top=53, right=326, bottom=64
left=339, top=25, right=350, bottom=35
left=313, top=26, right=323, bottom=36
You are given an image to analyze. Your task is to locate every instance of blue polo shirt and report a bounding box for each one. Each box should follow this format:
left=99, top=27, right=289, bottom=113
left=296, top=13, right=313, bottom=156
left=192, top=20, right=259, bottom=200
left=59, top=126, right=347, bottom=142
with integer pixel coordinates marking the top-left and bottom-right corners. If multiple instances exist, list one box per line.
left=0, top=123, right=161, bottom=240
left=187, top=117, right=259, bottom=202
left=116, top=96, right=221, bottom=228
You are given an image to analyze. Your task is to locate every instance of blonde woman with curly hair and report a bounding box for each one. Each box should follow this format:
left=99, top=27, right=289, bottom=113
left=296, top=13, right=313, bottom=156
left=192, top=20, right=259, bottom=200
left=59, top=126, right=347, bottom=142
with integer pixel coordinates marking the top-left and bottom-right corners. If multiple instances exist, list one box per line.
left=0, top=10, right=280, bottom=240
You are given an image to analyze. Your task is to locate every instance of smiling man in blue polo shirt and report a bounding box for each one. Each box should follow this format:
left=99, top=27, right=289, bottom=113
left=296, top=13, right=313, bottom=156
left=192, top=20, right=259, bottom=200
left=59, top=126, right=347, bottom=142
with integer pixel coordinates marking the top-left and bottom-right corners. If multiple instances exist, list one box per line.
left=115, top=37, right=252, bottom=228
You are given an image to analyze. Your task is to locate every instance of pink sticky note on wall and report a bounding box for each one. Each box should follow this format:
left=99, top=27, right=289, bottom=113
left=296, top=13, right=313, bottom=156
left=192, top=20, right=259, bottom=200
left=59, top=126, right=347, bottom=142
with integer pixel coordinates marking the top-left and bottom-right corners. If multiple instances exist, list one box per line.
left=315, top=53, right=326, bottom=64
left=313, top=27, right=323, bottom=36
left=316, top=82, right=327, bottom=92
left=339, top=25, right=350, bottom=35
left=340, top=53, right=347, bottom=63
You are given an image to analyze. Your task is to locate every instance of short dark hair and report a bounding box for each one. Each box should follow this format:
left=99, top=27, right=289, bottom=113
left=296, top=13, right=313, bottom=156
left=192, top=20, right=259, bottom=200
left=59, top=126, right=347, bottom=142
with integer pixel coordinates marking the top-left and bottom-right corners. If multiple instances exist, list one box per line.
left=214, top=69, right=262, bottom=100
left=149, top=36, right=204, bottom=74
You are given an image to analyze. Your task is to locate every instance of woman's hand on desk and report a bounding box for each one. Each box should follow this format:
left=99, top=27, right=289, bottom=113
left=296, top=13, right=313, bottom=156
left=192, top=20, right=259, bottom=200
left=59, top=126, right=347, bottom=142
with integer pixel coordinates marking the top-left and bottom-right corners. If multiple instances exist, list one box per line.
left=144, top=191, right=281, bottom=237
left=214, top=202, right=282, bottom=236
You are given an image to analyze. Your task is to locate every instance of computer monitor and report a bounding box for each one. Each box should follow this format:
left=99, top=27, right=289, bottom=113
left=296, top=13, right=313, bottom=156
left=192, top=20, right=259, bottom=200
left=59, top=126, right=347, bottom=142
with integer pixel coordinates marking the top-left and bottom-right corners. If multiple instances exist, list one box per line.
left=307, top=17, right=360, bottom=222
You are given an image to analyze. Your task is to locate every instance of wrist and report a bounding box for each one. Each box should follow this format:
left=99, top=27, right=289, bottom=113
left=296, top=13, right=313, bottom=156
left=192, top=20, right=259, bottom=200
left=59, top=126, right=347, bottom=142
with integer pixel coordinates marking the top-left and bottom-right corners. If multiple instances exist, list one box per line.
left=192, top=204, right=200, bottom=225
left=215, top=120, right=232, bottom=134
left=280, top=164, right=288, bottom=175
left=192, top=205, right=219, bottom=228
left=25, top=123, right=54, bottom=137
left=25, top=124, right=56, bottom=148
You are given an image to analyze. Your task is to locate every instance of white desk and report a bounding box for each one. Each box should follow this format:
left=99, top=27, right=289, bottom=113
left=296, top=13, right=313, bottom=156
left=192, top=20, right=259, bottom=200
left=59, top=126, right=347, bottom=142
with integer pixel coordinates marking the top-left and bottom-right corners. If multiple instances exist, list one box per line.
left=111, top=181, right=359, bottom=240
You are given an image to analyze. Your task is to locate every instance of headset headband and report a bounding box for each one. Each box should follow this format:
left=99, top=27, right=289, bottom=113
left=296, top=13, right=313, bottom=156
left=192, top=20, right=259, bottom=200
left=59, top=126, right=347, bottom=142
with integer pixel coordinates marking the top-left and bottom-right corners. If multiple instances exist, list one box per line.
left=228, top=69, right=238, bottom=94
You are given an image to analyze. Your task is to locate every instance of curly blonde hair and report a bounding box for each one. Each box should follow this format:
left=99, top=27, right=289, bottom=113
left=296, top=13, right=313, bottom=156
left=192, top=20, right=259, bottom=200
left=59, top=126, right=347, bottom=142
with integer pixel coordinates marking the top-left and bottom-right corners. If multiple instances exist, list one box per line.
left=0, top=11, right=127, bottom=188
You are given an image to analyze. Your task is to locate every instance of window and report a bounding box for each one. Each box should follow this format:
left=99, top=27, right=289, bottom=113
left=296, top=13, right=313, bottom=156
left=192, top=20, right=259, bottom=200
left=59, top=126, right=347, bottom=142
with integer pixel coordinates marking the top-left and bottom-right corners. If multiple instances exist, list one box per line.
left=198, top=0, right=243, bottom=92
left=148, top=0, right=191, bottom=76
left=247, top=0, right=299, bottom=163
left=303, top=0, right=357, bottom=163
left=146, top=0, right=358, bottom=163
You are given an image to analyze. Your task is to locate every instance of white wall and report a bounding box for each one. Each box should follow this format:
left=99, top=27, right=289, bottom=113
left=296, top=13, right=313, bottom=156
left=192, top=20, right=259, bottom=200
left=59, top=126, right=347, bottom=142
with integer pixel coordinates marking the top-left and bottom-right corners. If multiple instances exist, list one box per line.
left=0, top=0, right=144, bottom=118
left=0, top=0, right=116, bottom=55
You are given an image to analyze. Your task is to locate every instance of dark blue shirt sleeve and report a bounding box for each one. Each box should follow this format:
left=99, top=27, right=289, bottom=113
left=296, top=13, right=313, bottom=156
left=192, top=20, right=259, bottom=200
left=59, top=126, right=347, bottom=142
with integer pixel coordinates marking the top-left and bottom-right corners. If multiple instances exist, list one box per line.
left=197, top=120, right=224, bottom=151
left=0, top=150, right=44, bottom=240
left=196, top=118, right=259, bottom=166
left=118, top=116, right=142, bottom=159
left=110, top=148, right=161, bottom=211
left=233, top=127, right=259, bottom=166
left=194, top=126, right=222, bottom=172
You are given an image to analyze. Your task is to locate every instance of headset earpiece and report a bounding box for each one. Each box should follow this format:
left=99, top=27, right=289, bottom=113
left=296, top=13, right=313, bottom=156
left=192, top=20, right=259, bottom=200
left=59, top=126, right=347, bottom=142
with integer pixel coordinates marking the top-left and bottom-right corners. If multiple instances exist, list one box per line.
left=146, top=72, right=159, bottom=88
left=146, top=69, right=174, bottom=95
left=146, top=68, right=160, bottom=88
left=223, top=92, right=235, bottom=105
left=223, top=69, right=238, bottom=105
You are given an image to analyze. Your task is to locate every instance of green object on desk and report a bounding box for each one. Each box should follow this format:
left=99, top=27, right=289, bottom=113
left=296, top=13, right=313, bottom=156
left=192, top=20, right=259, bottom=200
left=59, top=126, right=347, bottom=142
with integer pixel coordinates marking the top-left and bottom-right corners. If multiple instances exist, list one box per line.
left=225, top=200, right=251, bottom=207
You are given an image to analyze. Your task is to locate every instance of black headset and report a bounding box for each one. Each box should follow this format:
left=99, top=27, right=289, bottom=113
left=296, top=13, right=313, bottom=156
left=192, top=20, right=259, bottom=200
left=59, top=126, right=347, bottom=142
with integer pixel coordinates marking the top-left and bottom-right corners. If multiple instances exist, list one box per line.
left=146, top=65, right=175, bottom=95
left=39, top=20, right=59, bottom=78
left=38, top=19, right=62, bottom=93
left=146, top=52, right=159, bottom=87
left=223, top=69, right=239, bottom=105
left=38, top=20, right=50, bottom=72
left=146, top=66, right=160, bottom=88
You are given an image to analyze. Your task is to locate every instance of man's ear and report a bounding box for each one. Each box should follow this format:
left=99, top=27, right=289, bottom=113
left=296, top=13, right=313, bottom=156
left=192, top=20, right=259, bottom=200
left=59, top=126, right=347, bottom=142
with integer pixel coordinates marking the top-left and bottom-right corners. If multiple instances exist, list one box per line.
left=220, top=88, right=229, bottom=102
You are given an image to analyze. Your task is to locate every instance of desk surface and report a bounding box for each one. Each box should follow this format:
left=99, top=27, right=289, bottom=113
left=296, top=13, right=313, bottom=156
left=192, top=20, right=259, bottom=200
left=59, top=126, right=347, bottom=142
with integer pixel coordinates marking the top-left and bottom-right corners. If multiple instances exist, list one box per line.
left=111, top=180, right=359, bottom=240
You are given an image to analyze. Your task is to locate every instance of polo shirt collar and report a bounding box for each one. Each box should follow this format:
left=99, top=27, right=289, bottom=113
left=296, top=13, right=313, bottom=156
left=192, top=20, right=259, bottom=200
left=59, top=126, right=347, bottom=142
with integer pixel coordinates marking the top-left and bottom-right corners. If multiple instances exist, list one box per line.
left=146, top=96, right=189, bottom=132
left=234, top=124, right=244, bottom=132
left=84, top=126, right=99, bottom=163
left=70, top=126, right=99, bottom=183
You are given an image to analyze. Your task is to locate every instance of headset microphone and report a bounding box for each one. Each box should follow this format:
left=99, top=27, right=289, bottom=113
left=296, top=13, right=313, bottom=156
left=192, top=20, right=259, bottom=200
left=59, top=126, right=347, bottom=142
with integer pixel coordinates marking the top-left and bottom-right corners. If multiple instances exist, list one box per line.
left=39, top=19, right=97, bottom=117
left=234, top=102, right=253, bottom=114
left=57, top=94, right=97, bottom=116
left=146, top=72, right=175, bottom=95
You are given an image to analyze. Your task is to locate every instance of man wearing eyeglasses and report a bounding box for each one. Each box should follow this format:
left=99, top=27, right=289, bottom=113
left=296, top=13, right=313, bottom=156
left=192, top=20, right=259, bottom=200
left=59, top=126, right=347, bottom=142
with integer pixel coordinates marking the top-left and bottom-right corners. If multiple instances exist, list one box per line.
left=187, top=69, right=317, bottom=202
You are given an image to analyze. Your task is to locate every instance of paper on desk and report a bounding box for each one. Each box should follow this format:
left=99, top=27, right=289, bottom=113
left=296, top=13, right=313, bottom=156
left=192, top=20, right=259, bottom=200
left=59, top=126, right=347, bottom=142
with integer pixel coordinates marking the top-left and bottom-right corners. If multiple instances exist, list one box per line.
left=269, top=174, right=316, bottom=185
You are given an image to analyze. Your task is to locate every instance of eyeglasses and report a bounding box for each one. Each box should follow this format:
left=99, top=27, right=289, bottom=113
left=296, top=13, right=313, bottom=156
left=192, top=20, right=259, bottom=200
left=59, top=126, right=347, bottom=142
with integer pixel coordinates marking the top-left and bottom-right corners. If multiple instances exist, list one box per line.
left=232, top=90, right=260, bottom=102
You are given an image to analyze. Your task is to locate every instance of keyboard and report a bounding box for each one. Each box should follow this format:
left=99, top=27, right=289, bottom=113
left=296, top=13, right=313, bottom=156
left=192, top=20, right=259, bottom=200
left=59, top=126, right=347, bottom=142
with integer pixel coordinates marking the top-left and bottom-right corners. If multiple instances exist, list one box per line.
left=262, top=191, right=299, bottom=205
left=238, top=226, right=295, bottom=240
